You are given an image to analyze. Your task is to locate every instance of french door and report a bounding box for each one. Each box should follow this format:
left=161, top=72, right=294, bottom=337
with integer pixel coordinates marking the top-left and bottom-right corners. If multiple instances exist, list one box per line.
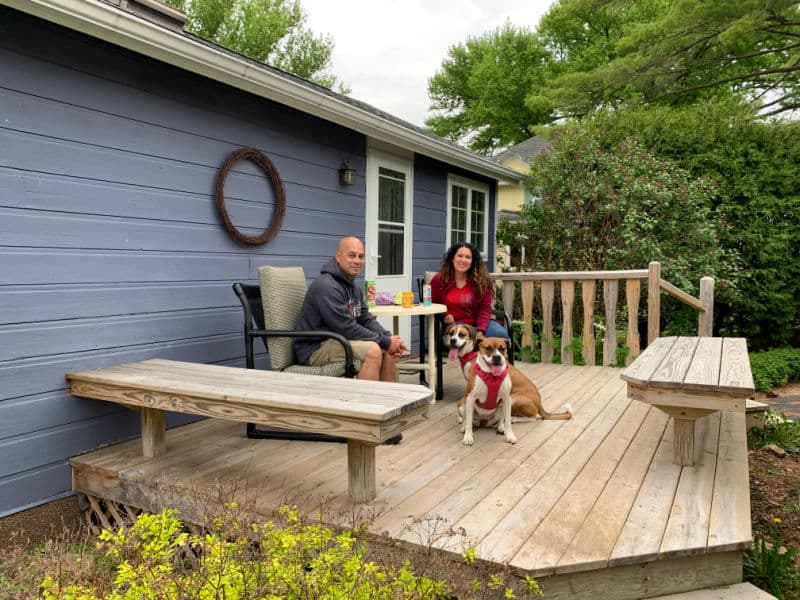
left=364, top=149, right=413, bottom=341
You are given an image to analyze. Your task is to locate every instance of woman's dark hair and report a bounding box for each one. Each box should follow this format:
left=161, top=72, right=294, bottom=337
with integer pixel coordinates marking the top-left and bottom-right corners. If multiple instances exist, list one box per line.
left=437, top=242, right=492, bottom=298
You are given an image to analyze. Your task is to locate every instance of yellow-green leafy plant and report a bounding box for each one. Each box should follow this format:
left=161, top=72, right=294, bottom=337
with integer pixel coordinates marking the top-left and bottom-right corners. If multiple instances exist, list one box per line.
left=40, top=504, right=542, bottom=599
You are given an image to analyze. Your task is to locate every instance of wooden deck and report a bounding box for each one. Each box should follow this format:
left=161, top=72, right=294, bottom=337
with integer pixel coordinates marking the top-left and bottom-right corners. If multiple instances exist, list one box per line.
left=70, top=360, right=752, bottom=599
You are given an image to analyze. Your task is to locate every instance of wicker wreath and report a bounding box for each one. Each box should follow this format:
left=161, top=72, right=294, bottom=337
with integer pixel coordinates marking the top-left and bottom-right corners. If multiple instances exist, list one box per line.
left=215, top=147, right=286, bottom=246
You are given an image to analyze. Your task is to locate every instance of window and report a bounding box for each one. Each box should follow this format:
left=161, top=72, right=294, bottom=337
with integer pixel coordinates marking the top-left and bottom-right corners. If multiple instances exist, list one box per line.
left=377, top=167, right=406, bottom=276
left=447, top=176, right=489, bottom=255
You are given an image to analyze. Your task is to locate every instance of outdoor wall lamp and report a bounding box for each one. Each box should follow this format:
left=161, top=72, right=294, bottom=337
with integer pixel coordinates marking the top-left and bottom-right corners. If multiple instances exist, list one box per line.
left=339, top=161, right=356, bottom=186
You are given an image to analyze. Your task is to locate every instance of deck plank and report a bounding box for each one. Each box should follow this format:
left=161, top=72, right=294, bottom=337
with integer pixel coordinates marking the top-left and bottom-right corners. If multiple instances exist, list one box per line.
left=368, top=366, right=610, bottom=538
left=707, top=411, right=751, bottom=552
left=609, top=420, right=681, bottom=566
left=556, top=407, right=670, bottom=574
left=512, top=399, right=652, bottom=575
left=473, top=377, right=630, bottom=564
left=441, top=368, right=620, bottom=549
left=650, top=337, right=701, bottom=388
left=659, top=412, right=721, bottom=558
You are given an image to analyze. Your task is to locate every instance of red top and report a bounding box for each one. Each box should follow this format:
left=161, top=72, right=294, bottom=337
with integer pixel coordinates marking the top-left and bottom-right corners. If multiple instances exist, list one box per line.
left=430, top=273, right=493, bottom=332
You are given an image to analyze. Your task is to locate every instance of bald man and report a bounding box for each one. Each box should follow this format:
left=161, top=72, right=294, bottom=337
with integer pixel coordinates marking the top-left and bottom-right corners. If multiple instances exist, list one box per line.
left=294, top=236, right=408, bottom=381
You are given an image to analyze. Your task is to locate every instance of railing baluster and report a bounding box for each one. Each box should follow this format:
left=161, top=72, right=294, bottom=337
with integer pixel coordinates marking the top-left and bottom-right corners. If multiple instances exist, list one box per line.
left=625, top=278, right=640, bottom=365
left=648, top=261, right=661, bottom=343
left=490, top=263, right=710, bottom=364
left=603, top=280, right=618, bottom=367
left=581, top=280, right=596, bottom=366
left=502, top=281, right=515, bottom=330
left=521, top=280, right=535, bottom=349
left=561, top=280, right=575, bottom=365
left=541, top=280, right=554, bottom=363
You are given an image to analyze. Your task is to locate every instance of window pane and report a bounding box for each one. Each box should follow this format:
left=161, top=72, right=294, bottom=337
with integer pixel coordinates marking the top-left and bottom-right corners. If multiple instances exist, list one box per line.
left=470, top=189, right=486, bottom=249
left=379, top=168, right=405, bottom=223
left=450, top=184, right=468, bottom=241
left=378, top=223, right=404, bottom=276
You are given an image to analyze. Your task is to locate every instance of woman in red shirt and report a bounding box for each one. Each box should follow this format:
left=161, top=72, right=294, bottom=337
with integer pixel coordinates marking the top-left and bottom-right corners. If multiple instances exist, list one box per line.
left=430, top=242, right=508, bottom=339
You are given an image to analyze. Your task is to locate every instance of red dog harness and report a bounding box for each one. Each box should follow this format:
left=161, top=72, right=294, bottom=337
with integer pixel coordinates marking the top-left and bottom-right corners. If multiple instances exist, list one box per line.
left=471, top=362, right=509, bottom=410
left=459, top=350, right=478, bottom=372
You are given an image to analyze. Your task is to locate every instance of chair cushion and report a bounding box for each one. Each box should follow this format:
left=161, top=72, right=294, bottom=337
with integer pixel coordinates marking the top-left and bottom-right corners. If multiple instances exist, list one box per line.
left=283, top=360, right=362, bottom=377
left=258, top=265, right=307, bottom=371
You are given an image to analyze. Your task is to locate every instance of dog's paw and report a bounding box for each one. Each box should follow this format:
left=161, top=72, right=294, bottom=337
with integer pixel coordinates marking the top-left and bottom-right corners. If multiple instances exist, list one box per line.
left=462, top=435, right=474, bottom=446
left=505, top=433, right=518, bottom=444
left=456, top=415, right=463, bottom=424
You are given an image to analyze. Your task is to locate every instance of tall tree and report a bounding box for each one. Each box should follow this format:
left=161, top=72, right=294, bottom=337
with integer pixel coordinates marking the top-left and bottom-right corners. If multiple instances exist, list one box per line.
left=168, top=0, right=347, bottom=90
left=539, top=0, right=800, bottom=119
left=426, top=23, right=552, bottom=154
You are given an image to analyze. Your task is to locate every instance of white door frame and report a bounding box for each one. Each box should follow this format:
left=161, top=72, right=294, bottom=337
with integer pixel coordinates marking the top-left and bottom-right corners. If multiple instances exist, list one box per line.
left=364, top=147, right=413, bottom=341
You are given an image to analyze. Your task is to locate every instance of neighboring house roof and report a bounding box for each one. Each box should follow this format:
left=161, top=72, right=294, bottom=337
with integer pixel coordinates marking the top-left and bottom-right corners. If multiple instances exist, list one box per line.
left=494, top=136, right=551, bottom=167
left=7, top=0, right=523, bottom=185
left=497, top=209, right=521, bottom=223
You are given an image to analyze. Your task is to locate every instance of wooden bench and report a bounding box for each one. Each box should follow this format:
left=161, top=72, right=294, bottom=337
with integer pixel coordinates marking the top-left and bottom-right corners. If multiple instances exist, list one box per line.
left=620, top=337, right=754, bottom=466
left=65, top=359, right=432, bottom=502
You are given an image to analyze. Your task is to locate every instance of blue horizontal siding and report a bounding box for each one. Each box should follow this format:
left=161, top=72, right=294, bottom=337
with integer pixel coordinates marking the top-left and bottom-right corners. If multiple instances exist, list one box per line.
left=0, top=5, right=497, bottom=517
left=0, top=6, right=369, bottom=515
left=0, top=335, right=249, bottom=402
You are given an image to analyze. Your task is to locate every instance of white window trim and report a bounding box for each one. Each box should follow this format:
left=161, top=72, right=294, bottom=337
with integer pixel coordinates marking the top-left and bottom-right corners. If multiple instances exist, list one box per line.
left=446, top=174, right=490, bottom=256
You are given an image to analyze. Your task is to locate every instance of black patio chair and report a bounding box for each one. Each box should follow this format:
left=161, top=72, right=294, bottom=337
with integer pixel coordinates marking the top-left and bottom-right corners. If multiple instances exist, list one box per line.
left=234, top=266, right=401, bottom=444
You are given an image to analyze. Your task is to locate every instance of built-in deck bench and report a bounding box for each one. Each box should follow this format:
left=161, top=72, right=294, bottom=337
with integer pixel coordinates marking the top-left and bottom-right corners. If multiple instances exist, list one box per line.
left=621, top=337, right=755, bottom=466
left=66, top=359, right=432, bottom=502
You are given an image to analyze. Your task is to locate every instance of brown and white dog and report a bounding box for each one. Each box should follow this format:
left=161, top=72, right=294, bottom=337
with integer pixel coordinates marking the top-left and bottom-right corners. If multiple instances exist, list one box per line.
left=450, top=328, right=573, bottom=432
left=461, top=336, right=516, bottom=445
left=444, top=323, right=480, bottom=379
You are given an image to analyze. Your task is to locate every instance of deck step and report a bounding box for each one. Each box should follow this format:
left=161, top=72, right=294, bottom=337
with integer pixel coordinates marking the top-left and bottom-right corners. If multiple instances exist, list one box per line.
left=646, top=582, right=778, bottom=599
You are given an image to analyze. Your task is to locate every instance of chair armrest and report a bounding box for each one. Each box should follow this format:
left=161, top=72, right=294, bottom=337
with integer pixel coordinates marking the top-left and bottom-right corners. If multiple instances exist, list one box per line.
left=248, top=329, right=357, bottom=378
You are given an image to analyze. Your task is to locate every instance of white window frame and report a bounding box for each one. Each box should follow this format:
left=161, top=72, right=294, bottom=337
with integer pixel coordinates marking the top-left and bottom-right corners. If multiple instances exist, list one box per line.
left=446, top=175, right=490, bottom=256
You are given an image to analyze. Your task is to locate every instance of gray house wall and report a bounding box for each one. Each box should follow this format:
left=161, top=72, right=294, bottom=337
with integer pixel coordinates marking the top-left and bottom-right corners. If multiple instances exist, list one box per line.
left=412, top=154, right=497, bottom=277
left=0, top=6, right=498, bottom=516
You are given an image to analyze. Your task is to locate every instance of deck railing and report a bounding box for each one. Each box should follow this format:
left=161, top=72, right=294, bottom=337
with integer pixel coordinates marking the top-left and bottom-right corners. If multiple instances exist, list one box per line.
left=490, top=261, right=714, bottom=366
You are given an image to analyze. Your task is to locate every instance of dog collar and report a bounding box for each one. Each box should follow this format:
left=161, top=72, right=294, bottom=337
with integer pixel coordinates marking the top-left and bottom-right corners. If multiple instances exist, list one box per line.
left=459, top=350, right=478, bottom=370
left=472, top=362, right=509, bottom=410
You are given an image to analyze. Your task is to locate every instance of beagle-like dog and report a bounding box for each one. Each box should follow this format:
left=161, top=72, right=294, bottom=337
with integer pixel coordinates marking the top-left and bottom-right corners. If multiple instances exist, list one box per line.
left=461, top=336, right=516, bottom=446
left=443, top=323, right=480, bottom=379
left=456, top=334, right=573, bottom=430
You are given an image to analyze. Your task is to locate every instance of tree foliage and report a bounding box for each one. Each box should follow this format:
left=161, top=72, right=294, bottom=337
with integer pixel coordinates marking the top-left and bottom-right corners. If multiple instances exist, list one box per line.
left=426, top=23, right=551, bottom=153
left=168, top=0, right=346, bottom=90
left=542, top=0, right=800, bottom=119
left=588, top=100, right=800, bottom=349
left=497, top=124, right=735, bottom=291
left=426, top=0, right=800, bottom=146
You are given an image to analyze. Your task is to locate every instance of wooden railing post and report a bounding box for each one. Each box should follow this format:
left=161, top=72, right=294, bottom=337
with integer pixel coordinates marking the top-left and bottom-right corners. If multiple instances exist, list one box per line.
left=698, top=276, right=714, bottom=336
left=581, top=280, right=596, bottom=366
left=521, top=280, right=534, bottom=350
left=561, top=280, right=575, bottom=365
left=647, top=261, right=661, bottom=343
left=541, top=281, right=554, bottom=363
left=625, top=278, right=640, bottom=365
left=603, top=280, right=618, bottom=366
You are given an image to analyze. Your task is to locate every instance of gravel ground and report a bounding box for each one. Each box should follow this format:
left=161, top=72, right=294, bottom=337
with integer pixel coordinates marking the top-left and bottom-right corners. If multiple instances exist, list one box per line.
left=0, top=496, right=84, bottom=549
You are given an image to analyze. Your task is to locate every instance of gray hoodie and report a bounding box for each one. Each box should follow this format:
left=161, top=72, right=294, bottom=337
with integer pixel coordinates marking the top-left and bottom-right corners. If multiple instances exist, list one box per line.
left=294, top=258, right=391, bottom=365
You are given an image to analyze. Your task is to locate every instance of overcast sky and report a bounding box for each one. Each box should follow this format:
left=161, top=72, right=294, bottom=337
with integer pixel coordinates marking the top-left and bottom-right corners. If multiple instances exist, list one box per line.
left=300, top=0, right=555, bottom=127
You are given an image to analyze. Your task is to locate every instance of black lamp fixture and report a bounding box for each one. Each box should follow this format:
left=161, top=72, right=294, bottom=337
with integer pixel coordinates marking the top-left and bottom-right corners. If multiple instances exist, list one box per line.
left=338, top=161, right=356, bottom=186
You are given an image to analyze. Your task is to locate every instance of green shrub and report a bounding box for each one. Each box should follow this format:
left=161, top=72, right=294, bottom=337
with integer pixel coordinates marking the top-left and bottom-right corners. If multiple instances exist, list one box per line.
left=748, top=409, right=800, bottom=452
left=39, top=505, right=542, bottom=600
left=749, top=348, right=800, bottom=392
left=744, top=534, right=800, bottom=599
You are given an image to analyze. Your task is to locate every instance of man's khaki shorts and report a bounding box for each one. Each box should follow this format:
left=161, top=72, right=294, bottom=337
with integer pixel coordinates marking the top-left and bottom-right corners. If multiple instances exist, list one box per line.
left=309, top=339, right=377, bottom=366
